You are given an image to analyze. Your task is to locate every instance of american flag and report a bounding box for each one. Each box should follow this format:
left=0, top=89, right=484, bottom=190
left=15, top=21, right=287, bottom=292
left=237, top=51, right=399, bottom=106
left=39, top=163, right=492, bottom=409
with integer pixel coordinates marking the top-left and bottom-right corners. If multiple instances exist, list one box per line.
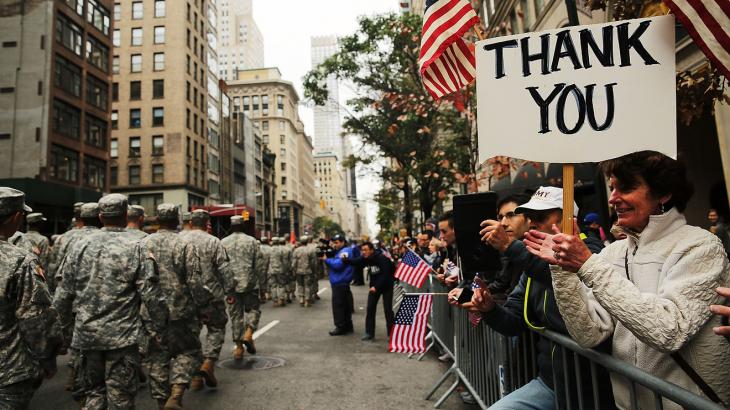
left=395, top=249, right=431, bottom=288
left=468, top=278, right=482, bottom=327
left=389, top=294, right=434, bottom=353
left=662, top=1, right=730, bottom=79
left=418, top=0, right=480, bottom=99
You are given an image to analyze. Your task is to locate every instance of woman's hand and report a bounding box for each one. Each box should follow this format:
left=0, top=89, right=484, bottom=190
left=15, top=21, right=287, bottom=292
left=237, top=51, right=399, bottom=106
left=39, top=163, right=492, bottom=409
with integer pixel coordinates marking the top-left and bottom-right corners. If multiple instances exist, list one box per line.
left=710, top=287, right=730, bottom=337
left=524, top=219, right=592, bottom=273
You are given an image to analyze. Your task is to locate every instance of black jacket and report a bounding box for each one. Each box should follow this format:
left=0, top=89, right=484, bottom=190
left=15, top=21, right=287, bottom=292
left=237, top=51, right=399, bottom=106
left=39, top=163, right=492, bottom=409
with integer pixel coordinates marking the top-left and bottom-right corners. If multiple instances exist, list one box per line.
left=349, top=250, right=395, bottom=291
left=481, top=238, right=615, bottom=410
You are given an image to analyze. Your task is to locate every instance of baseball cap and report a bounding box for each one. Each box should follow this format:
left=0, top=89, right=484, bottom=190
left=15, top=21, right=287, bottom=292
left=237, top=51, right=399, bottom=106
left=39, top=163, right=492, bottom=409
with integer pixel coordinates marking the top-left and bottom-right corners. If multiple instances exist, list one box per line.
left=583, top=212, right=600, bottom=224
left=331, top=234, right=346, bottom=242
left=515, top=186, right=578, bottom=217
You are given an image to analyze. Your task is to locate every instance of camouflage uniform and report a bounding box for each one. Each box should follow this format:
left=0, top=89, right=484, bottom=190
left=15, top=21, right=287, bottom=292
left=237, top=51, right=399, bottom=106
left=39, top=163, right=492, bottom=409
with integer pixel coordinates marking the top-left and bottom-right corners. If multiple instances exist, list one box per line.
left=46, top=202, right=84, bottom=286
left=54, top=194, right=168, bottom=409
left=0, top=188, right=62, bottom=409
left=285, top=242, right=296, bottom=300
left=292, top=237, right=316, bottom=305
left=221, top=217, right=262, bottom=345
left=180, top=211, right=234, bottom=361
left=258, top=238, right=271, bottom=299
left=268, top=238, right=292, bottom=305
left=142, top=204, right=215, bottom=404
left=307, top=240, right=322, bottom=296
left=126, top=205, right=148, bottom=240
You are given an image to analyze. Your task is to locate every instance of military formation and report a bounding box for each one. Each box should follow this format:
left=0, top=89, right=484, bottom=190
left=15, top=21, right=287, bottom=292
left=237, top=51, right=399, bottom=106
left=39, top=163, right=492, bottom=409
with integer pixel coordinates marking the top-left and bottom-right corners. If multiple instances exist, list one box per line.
left=0, top=187, right=323, bottom=410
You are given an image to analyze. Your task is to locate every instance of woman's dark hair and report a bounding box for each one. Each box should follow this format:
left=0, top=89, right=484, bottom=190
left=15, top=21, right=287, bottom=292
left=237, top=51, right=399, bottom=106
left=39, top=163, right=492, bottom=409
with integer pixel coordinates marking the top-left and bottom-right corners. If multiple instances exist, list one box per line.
left=599, top=151, right=694, bottom=212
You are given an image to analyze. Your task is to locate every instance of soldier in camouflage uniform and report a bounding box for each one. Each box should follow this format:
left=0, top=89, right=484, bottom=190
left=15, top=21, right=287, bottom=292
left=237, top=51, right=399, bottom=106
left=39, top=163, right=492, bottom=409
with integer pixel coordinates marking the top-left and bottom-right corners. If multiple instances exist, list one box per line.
left=54, top=194, right=169, bottom=409
left=126, top=205, right=148, bottom=240
left=268, top=237, right=292, bottom=307
left=285, top=239, right=296, bottom=303
left=258, top=236, right=271, bottom=302
left=308, top=238, right=322, bottom=301
left=47, top=202, right=88, bottom=293
left=221, top=216, right=263, bottom=359
left=142, top=204, right=215, bottom=409
left=22, top=213, right=51, bottom=269
left=293, top=236, right=315, bottom=307
left=180, top=210, right=234, bottom=391
left=0, top=188, right=63, bottom=409
left=179, top=212, right=192, bottom=238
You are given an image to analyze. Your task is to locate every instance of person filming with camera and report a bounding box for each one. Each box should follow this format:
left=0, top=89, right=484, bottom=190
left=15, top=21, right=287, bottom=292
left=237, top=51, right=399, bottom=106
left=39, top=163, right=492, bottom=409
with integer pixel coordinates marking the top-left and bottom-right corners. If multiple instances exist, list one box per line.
left=323, top=234, right=355, bottom=336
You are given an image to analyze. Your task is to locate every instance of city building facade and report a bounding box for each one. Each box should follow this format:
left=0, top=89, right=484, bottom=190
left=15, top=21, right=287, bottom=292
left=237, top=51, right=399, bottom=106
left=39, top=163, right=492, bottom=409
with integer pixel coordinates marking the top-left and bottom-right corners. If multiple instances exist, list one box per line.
left=216, top=0, right=264, bottom=81
left=0, top=0, right=113, bottom=232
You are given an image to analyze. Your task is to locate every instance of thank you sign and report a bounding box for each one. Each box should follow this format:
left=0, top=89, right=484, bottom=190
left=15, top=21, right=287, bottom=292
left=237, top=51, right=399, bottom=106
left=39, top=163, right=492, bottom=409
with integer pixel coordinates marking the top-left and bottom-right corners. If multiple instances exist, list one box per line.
left=476, top=16, right=676, bottom=163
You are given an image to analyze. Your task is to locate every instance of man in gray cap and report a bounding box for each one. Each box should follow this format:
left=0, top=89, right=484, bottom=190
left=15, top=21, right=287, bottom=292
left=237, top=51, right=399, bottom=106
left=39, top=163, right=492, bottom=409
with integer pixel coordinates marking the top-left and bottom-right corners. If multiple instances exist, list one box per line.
left=126, top=205, right=148, bottom=239
left=221, top=215, right=263, bottom=359
left=292, top=236, right=316, bottom=307
left=9, top=212, right=47, bottom=265
left=180, top=209, right=234, bottom=391
left=268, top=236, right=292, bottom=307
left=258, top=236, right=272, bottom=303
left=179, top=212, right=193, bottom=237
left=142, top=203, right=216, bottom=409
left=54, top=193, right=168, bottom=409
left=47, top=201, right=88, bottom=291
left=0, top=188, right=63, bottom=408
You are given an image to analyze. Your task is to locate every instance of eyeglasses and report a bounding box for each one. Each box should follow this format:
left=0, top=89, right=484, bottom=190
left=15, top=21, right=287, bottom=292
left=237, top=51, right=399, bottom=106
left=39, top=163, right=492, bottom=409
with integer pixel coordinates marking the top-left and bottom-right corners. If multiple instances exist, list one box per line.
left=497, top=211, right=517, bottom=220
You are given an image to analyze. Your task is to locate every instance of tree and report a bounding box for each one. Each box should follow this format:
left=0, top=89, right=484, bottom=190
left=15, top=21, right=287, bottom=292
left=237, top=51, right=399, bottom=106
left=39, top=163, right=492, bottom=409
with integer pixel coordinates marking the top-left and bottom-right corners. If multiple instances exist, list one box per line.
left=304, top=13, right=473, bottom=235
left=312, top=216, right=344, bottom=238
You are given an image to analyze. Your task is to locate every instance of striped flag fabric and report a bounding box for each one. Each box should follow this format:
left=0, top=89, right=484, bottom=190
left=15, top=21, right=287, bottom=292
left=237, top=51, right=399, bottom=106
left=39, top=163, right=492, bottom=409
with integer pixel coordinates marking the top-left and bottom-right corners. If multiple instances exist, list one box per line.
left=468, top=279, right=482, bottom=327
left=418, top=0, right=480, bottom=99
left=662, top=0, right=730, bottom=79
left=395, top=249, right=431, bottom=288
left=389, top=294, right=434, bottom=353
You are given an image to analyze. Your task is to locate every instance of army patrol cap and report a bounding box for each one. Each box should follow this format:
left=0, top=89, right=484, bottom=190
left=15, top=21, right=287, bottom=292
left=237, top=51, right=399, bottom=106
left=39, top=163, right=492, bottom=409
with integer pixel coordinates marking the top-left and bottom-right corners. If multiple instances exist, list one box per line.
left=191, top=209, right=210, bottom=224
left=79, top=203, right=100, bottom=219
left=231, top=215, right=244, bottom=225
left=128, top=205, right=146, bottom=218
left=98, top=193, right=128, bottom=217
left=182, top=212, right=192, bottom=222
left=73, top=202, right=84, bottom=217
left=156, top=203, right=179, bottom=221
left=300, top=235, right=309, bottom=242
left=0, top=187, right=32, bottom=217
left=26, top=212, right=47, bottom=224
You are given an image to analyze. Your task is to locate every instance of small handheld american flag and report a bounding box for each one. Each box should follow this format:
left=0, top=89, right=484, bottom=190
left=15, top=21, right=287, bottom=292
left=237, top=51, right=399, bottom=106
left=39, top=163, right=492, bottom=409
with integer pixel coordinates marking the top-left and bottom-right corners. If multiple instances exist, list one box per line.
left=468, top=276, right=483, bottom=327
left=389, top=294, right=433, bottom=353
left=395, top=249, right=432, bottom=288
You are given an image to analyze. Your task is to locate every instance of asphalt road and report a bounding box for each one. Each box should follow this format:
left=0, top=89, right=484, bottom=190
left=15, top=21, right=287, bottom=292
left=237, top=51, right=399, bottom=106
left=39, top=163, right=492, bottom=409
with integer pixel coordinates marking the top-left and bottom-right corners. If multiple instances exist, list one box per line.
left=31, top=280, right=474, bottom=409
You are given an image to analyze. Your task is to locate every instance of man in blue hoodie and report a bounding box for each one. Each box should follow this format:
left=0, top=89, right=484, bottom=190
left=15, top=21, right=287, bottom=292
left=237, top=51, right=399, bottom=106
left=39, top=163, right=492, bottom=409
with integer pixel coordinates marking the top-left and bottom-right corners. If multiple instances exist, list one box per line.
left=324, top=234, right=354, bottom=335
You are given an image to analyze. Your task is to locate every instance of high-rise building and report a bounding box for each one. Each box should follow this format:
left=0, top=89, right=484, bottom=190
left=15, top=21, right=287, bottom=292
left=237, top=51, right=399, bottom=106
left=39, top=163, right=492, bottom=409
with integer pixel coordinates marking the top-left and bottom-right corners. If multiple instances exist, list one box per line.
left=110, top=0, right=210, bottom=213
left=0, top=0, right=113, bottom=231
left=227, top=67, right=316, bottom=238
left=310, top=36, right=343, bottom=159
left=217, top=0, right=264, bottom=81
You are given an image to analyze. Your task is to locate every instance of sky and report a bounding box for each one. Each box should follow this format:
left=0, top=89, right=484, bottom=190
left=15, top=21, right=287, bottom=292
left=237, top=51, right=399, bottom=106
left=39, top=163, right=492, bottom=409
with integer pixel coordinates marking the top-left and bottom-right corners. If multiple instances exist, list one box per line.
left=253, top=0, right=399, bottom=236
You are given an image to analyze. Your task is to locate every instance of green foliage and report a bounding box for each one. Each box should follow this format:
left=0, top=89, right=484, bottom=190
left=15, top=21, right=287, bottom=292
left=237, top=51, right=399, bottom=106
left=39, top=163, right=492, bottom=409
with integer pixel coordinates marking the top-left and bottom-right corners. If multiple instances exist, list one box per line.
left=312, top=216, right=344, bottom=238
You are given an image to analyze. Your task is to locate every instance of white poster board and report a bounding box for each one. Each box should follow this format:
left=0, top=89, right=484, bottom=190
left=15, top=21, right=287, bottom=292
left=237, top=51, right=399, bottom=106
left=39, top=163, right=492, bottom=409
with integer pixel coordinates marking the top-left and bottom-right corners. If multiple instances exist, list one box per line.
left=476, top=16, right=676, bottom=164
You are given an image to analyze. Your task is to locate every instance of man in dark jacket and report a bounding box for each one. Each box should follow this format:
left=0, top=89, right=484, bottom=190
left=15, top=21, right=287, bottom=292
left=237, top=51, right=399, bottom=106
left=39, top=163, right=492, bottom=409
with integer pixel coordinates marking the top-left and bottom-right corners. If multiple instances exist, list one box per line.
left=451, top=186, right=614, bottom=410
left=351, top=242, right=395, bottom=341
left=324, top=234, right=354, bottom=336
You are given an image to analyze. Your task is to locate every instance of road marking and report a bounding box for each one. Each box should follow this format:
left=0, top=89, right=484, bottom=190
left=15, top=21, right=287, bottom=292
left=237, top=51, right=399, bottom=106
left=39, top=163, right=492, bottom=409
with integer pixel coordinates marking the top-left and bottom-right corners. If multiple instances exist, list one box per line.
left=317, top=287, right=328, bottom=295
left=253, top=320, right=280, bottom=340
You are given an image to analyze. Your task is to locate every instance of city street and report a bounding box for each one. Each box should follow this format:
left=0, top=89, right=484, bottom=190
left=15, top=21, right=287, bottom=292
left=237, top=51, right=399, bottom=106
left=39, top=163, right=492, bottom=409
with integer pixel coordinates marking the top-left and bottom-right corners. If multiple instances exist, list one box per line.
left=31, top=280, right=468, bottom=410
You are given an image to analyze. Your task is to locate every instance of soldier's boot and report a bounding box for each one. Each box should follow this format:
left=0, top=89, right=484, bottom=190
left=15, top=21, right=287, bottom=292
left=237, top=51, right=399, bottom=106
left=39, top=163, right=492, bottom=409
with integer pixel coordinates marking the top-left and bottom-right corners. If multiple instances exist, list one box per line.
left=64, top=366, right=75, bottom=391
left=299, top=296, right=305, bottom=306
left=190, top=375, right=204, bottom=391
left=234, top=342, right=245, bottom=360
left=304, top=299, right=311, bottom=308
left=199, top=359, right=218, bottom=388
left=315, top=294, right=321, bottom=300
left=243, top=326, right=256, bottom=355
left=163, top=384, right=186, bottom=410
left=157, top=399, right=167, bottom=410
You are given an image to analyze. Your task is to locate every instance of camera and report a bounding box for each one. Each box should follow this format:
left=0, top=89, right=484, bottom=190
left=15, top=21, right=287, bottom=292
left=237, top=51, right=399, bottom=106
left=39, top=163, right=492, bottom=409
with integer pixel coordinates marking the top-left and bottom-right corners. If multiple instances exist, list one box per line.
left=316, top=239, right=335, bottom=258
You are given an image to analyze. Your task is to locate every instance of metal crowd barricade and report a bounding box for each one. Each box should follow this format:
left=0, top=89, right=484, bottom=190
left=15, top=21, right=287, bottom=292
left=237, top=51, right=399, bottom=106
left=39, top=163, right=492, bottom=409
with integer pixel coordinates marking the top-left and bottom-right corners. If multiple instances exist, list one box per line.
left=418, top=299, right=727, bottom=410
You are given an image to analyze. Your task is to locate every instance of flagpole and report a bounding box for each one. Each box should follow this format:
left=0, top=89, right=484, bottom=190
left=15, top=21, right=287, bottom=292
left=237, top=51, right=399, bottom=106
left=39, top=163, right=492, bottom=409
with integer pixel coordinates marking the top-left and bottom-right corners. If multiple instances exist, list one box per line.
left=405, top=293, right=451, bottom=296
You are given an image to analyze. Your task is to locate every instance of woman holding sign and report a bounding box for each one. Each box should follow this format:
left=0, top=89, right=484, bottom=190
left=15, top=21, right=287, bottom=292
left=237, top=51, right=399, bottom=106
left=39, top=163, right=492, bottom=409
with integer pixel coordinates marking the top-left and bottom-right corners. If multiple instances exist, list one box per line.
left=524, top=151, right=730, bottom=409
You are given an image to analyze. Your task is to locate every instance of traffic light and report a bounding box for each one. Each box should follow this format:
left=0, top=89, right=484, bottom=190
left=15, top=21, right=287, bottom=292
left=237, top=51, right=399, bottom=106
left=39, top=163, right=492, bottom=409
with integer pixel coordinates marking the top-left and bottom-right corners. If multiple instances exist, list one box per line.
left=242, top=209, right=250, bottom=221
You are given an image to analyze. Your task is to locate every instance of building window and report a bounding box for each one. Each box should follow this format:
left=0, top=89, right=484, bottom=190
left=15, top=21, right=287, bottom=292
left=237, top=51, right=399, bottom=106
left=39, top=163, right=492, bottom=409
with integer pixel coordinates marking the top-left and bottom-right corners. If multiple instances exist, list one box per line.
left=113, top=29, right=120, bottom=47
left=280, top=162, right=286, bottom=171
left=281, top=176, right=286, bottom=185
left=152, top=107, right=164, bottom=126
left=262, top=134, right=268, bottom=144
left=262, top=120, right=269, bottom=131
left=128, top=166, right=141, bottom=185
left=110, top=166, right=118, bottom=185
left=252, top=95, right=259, bottom=112
left=114, top=3, right=121, bottom=21
left=52, top=99, right=80, bottom=139
left=131, top=28, right=143, bottom=46
left=279, top=120, right=285, bottom=130
left=111, top=110, right=118, bottom=129
left=86, top=74, right=108, bottom=110
left=86, top=0, right=110, bottom=35
left=277, top=95, right=284, bottom=116
left=110, top=139, right=118, bottom=158
left=65, top=0, right=84, bottom=16
left=50, top=144, right=79, bottom=182
left=129, top=109, right=141, bottom=128
left=186, top=109, right=191, bottom=128
left=208, top=153, right=220, bottom=174
left=243, top=96, right=250, bottom=112
left=131, top=54, right=142, bottom=72
left=56, top=14, right=83, bottom=56
left=154, top=52, right=165, bottom=71
left=85, top=114, right=108, bottom=148
left=54, top=54, right=81, bottom=97
left=152, top=135, right=164, bottom=155
left=86, top=36, right=109, bottom=72
left=262, top=95, right=269, bottom=116
left=129, top=80, right=141, bottom=100
left=84, top=155, right=106, bottom=190
left=280, top=135, right=285, bottom=144
left=234, top=160, right=245, bottom=184
left=129, top=194, right=163, bottom=214
left=152, top=164, right=164, bottom=183
left=152, top=79, right=164, bottom=99
left=154, top=26, right=165, bottom=44
left=208, top=179, right=219, bottom=196
left=129, top=136, right=141, bottom=157
left=155, top=0, right=166, bottom=17
left=132, top=1, right=143, bottom=19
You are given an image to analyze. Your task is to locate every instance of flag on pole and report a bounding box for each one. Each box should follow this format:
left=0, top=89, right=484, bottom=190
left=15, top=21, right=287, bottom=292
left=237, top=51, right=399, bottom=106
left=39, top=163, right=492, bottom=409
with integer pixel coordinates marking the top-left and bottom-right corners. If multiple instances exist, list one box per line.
left=389, top=294, right=434, bottom=353
left=395, top=249, right=431, bottom=288
left=468, top=278, right=482, bottom=327
left=662, top=0, right=730, bottom=79
left=418, top=0, right=480, bottom=99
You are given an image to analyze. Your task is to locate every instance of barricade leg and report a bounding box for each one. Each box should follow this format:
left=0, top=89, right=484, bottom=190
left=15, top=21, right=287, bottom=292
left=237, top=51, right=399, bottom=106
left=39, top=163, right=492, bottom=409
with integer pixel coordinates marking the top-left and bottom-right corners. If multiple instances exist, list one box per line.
left=434, top=378, right=460, bottom=409
left=417, top=331, right=435, bottom=361
left=424, top=362, right=456, bottom=400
